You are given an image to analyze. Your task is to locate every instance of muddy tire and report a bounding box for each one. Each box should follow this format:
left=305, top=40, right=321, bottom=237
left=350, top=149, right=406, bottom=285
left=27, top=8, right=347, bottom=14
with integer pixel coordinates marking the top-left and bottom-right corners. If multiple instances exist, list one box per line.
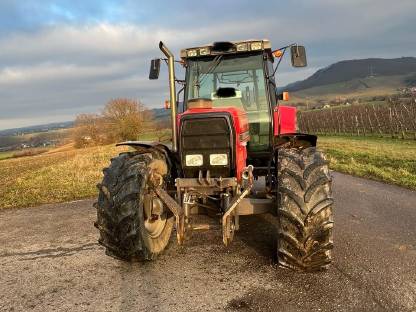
left=94, top=152, right=174, bottom=261
left=277, top=147, right=334, bottom=271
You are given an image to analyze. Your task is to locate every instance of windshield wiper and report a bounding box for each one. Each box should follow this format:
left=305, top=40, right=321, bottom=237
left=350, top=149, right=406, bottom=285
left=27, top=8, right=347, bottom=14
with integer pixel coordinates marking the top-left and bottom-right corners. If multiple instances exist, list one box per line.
left=195, top=55, right=223, bottom=89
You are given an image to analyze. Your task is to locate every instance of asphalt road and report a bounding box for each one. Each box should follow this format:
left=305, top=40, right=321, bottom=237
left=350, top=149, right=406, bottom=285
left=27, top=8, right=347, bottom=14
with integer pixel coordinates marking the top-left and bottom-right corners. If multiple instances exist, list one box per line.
left=0, top=172, right=415, bottom=312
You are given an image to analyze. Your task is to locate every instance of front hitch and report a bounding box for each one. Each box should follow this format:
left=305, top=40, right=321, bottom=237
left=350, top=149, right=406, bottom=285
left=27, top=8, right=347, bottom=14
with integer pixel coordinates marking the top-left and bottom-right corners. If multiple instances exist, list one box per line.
left=150, top=166, right=255, bottom=247
left=222, top=165, right=254, bottom=246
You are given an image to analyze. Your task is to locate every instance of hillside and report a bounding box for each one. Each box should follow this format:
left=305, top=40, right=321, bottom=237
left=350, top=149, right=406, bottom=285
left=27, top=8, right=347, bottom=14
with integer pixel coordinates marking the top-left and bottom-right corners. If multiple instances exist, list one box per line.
left=292, top=74, right=411, bottom=99
left=152, top=107, right=171, bottom=120
left=283, top=57, right=416, bottom=97
left=0, top=121, right=73, bottom=137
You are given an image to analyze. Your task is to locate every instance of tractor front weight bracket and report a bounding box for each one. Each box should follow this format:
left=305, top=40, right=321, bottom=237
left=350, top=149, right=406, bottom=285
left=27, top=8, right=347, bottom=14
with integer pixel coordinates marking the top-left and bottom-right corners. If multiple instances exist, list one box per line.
left=222, top=165, right=254, bottom=246
left=222, top=186, right=252, bottom=246
left=152, top=185, right=186, bottom=244
left=151, top=166, right=254, bottom=247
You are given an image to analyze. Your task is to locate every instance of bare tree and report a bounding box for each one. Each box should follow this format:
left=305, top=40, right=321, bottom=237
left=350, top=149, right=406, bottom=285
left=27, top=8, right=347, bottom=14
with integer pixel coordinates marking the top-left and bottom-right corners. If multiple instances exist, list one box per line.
left=102, top=98, right=152, bottom=142
left=72, top=98, right=156, bottom=148
left=72, top=114, right=105, bottom=148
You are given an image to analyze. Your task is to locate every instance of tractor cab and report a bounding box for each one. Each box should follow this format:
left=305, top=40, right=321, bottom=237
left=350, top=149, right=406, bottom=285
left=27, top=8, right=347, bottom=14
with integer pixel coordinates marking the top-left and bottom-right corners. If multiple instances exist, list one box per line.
left=180, top=40, right=276, bottom=155
left=179, top=40, right=309, bottom=175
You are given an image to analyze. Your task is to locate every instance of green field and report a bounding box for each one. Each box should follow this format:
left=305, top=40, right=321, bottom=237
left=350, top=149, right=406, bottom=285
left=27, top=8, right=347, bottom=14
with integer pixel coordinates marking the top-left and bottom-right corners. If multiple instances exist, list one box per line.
left=318, top=136, right=416, bottom=190
left=0, top=151, right=15, bottom=160
left=0, top=147, right=50, bottom=161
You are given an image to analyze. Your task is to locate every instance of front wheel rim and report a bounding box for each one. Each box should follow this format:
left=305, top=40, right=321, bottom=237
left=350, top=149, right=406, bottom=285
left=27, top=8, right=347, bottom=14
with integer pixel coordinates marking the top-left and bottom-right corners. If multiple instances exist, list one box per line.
left=143, top=194, right=167, bottom=238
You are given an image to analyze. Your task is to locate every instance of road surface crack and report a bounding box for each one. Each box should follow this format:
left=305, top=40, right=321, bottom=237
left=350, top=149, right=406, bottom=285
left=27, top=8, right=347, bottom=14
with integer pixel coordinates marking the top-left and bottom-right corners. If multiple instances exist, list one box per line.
left=0, top=242, right=100, bottom=261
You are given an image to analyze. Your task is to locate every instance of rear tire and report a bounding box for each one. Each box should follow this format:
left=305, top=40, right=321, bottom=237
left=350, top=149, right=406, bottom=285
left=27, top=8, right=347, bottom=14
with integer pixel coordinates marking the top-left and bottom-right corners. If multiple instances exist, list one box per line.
left=277, top=147, right=334, bottom=271
left=94, top=152, right=174, bottom=261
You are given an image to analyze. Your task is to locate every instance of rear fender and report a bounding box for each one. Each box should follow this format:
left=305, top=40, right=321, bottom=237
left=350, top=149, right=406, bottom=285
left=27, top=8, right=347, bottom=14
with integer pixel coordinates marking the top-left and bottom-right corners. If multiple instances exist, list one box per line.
left=273, top=106, right=297, bottom=135
left=274, top=133, right=317, bottom=149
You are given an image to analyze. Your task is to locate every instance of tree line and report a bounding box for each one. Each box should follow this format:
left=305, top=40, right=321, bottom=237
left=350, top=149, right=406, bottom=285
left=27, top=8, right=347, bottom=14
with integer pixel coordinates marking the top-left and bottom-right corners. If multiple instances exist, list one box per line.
left=298, top=97, right=416, bottom=139
left=72, top=98, right=170, bottom=148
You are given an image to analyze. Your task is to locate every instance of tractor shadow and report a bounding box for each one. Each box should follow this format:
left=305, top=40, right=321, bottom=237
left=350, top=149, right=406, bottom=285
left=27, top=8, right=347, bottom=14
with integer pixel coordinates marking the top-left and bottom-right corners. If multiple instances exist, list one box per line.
left=235, top=213, right=278, bottom=262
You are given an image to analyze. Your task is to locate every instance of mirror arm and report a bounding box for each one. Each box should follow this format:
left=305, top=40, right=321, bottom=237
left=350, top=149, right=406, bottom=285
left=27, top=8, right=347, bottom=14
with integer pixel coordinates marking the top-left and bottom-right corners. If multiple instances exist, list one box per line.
left=177, top=85, right=185, bottom=96
left=161, top=59, right=184, bottom=84
left=177, top=85, right=185, bottom=108
left=272, top=47, right=287, bottom=76
left=273, top=43, right=297, bottom=53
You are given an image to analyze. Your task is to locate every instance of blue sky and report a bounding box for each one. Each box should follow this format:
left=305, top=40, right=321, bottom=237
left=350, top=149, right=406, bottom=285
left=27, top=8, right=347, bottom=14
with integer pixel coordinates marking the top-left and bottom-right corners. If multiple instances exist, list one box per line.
left=0, top=0, right=415, bottom=129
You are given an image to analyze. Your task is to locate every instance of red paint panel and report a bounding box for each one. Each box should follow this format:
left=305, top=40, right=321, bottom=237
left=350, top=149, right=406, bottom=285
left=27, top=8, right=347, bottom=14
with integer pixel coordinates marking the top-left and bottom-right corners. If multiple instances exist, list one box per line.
left=273, top=106, right=297, bottom=135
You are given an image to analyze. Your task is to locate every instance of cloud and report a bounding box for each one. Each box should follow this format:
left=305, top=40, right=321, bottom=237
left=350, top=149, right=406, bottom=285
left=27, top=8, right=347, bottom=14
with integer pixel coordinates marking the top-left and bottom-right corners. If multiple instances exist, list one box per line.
left=0, top=0, right=415, bottom=129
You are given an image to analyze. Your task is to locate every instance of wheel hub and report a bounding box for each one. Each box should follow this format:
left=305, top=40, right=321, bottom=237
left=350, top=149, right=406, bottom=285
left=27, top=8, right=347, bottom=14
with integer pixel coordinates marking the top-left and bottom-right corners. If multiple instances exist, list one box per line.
left=144, top=196, right=167, bottom=238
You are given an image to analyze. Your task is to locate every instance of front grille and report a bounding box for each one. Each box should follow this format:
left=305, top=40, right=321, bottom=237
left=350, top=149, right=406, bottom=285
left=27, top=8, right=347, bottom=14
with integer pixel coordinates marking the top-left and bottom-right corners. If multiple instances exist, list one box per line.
left=180, top=115, right=233, bottom=178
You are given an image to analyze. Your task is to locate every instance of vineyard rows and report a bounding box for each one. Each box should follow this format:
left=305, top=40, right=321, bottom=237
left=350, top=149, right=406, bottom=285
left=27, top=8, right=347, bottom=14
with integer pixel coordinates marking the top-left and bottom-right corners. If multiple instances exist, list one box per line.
left=298, top=97, right=416, bottom=139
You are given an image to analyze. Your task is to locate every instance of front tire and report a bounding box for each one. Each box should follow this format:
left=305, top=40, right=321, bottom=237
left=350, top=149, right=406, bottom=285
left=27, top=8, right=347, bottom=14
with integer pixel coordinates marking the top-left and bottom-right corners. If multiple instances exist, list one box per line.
left=277, top=147, right=334, bottom=271
left=94, top=152, right=174, bottom=261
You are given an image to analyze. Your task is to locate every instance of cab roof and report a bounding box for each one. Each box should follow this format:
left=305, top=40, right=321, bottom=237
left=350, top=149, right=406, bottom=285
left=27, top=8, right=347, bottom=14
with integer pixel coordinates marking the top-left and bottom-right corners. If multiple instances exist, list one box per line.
left=180, top=39, right=272, bottom=59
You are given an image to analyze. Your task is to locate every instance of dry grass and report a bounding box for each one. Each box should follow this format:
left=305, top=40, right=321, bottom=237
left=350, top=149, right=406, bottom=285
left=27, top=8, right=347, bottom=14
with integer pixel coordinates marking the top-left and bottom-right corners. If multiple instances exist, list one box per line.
left=0, top=144, right=127, bottom=209
left=12, top=148, right=49, bottom=158
left=44, top=142, right=75, bottom=154
left=318, top=136, right=416, bottom=190
left=1, top=135, right=414, bottom=209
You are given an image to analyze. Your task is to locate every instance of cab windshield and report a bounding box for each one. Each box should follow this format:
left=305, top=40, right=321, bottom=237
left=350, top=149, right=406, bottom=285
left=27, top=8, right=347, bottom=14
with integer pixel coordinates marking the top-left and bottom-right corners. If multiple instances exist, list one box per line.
left=186, top=54, right=270, bottom=152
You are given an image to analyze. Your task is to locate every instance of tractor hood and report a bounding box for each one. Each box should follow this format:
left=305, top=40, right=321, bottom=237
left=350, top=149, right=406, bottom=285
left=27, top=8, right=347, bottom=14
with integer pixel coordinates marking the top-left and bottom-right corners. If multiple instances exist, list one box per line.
left=177, top=103, right=249, bottom=181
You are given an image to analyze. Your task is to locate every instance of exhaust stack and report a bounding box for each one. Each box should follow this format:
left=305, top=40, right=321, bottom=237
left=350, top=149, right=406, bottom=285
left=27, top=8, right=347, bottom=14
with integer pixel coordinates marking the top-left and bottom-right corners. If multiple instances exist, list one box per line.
left=159, top=41, right=178, bottom=152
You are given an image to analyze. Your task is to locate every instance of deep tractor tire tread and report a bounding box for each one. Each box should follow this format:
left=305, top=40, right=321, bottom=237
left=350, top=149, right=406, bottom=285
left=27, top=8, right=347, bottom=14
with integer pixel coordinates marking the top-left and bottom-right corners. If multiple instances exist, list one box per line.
left=277, top=147, right=334, bottom=271
left=95, top=152, right=173, bottom=261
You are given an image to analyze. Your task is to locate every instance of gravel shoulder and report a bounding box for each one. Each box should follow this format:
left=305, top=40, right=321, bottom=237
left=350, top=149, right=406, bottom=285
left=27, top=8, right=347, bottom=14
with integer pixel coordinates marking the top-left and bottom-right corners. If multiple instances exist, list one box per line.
left=0, top=172, right=415, bottom=312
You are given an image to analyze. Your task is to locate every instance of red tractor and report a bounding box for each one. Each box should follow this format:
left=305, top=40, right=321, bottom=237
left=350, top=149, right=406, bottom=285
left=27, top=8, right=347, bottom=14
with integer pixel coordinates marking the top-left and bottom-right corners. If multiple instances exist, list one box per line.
left=95, top=39, right=334, bottom=271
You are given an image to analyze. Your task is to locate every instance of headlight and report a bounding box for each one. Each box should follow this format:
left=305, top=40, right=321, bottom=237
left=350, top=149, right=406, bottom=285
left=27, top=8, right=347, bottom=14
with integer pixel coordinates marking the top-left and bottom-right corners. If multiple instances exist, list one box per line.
left=187, top=49, right=198, bottom=57
left=250, top=41, right=262, bottom=51
left=185, top=154, right=203, bottom=166
left=236, top=43, right=248, bottom=52
left=199, top=47, right=210, bottom=55
left=210, top=154, right=228, bottom=166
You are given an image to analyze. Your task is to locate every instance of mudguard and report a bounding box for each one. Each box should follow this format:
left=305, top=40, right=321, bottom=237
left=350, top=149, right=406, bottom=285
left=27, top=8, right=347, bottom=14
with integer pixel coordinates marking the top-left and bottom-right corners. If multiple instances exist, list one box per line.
left=116, top=141, right=177, bottom=176
left=116, top=141, right=172, bottom=154
left=274, top=133, right=317, bottom=149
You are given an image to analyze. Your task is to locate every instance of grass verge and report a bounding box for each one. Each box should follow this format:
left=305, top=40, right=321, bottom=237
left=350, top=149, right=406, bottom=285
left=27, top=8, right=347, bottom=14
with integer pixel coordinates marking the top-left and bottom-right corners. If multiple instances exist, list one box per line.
left=0, top=151, right=15, bottom=160
left=0, top=147, right=50, bottom=160
left=318, top=135, right=416, bottom=190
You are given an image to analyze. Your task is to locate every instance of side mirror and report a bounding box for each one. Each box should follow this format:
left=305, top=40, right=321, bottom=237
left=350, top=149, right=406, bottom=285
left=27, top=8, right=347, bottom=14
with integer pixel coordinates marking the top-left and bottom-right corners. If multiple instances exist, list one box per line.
left=290, top=45, right=307, bottom=67
left=149, top=59, right=161, bottom=80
